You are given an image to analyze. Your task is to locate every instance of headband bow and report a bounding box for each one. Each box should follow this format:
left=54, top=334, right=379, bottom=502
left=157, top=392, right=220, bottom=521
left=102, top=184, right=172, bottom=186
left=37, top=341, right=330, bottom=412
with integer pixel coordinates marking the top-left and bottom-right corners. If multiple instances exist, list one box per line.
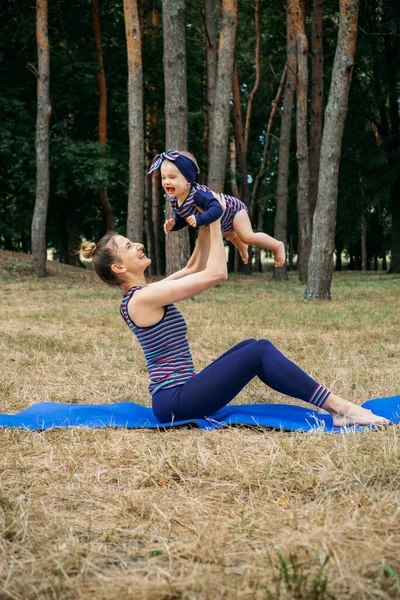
left=147, top=149, right=198, bottom=184
left=148, top=150, right=181, bottom=174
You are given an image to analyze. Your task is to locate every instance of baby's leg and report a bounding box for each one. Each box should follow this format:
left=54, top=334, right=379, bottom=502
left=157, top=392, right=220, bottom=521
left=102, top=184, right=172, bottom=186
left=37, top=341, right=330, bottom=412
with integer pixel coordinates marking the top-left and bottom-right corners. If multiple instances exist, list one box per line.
left=233, top=210, right=285, bottom=267
left=223, top=231, right=249, bottom=264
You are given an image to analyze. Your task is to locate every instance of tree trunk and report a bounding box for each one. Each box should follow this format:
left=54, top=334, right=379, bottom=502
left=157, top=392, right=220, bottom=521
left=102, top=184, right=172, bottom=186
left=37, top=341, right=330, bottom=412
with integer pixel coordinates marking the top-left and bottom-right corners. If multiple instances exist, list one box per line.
left=335, top=236, right=343, bottom=271
left=390, top=178, right=400, bottom=272
left=92, top=0, right=115, bottom=232
left=384, top=34, right=400, bottom=273
left=208, top=0, right=237, bottom=191
left=274, top=3, right=297, bottom=282
left=290, top=0, right=311, bottom=284
left=357, top=152, right=367, bottom=272
left=254, top=208, right=264, bottom=273
left=145, top=8, right=163, bottom=274
left=144, top=152, right=156, bottom=276
left=252, top=66, right=287, bottom=218
left=152, top=168, right=163, bottom=275
left=229, top=136, right=240, bottom=197
left=305, top=0, right=359, bottom=301
left=32, top=0, right=51, bottom=277
left=361, top=203, right=367, bottom=272
left=232, top=0, right=260, bottom=211
left=162, top=0, right=190, bottom=274
left=124, top=0, right=144, bottom=243
left=244, top=0, right=261, bottom=158
left=204, top=0, right=218, bottom=171
left=232, top=61, right=250, bottom=205
left=309, top=0, right=324, bottom=218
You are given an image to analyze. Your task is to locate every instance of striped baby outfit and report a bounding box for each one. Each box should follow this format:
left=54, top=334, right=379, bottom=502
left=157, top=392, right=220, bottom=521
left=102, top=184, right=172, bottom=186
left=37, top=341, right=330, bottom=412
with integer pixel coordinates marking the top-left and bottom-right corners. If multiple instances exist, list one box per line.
left=170, top=185, right=247, bottom=232
left=219, top=194, right=247, bottom=232
left=120, top=286, right=195, bottom=395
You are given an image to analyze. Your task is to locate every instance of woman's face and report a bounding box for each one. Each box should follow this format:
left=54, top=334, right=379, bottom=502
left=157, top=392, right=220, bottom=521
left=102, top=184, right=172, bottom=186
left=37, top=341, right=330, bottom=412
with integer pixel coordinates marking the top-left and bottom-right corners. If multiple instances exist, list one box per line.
left=112, top=235, right=151, bottom=273
left=160, top=160, right=190, bottom=199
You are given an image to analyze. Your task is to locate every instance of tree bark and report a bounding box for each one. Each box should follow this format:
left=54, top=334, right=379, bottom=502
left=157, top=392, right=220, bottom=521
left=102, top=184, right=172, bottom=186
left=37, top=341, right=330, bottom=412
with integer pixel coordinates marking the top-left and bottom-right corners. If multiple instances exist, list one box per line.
left=232, top=60, right=250, bottom=205
left=305, top=0, right=359, bottom=301
left=251, top=66, right=287, bottom=217
left=144, top=151, right=156, bottom=275
left=124, top=0, right=144, bottom=243
left=273, top=6, right=297, bottom=280
left=274, top=5, right=297, bottom=282
left=244, top=0, right=261, bottom=157
left=162, top=0, right=190, bottom=274
left=361, top=203, right=367, bottom=272
left=92, top=0, right=115, bottom=232
left=204, top=0, right=218, bottom=170
left=208, top=0, right=237, bottom=191
left=290, top=0, right=311, bottom=284
left=229, top=136, right=240, bottom=197
left=152, top=168, right=163, bottom=275
left=309, top=0, right=324, bottom=218
left=231, top=0, right=260, bottom=211
left=384, top=34, right=400, bottom=272
left=32, top=0, right=51, bottom=277
left=356, top=151, right=367, bottom=272
left=145, top=8, right=163, bottom=274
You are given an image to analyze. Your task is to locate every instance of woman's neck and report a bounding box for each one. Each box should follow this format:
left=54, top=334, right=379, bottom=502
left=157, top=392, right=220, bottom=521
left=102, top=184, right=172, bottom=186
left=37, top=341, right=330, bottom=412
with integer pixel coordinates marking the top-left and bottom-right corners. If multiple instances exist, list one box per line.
left=122, top=273, right=147, bottom=293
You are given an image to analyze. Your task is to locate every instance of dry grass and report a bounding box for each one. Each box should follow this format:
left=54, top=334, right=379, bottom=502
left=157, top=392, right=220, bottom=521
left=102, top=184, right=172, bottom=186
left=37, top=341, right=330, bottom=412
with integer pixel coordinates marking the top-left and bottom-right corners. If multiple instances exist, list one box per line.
left=1, top=249, right=400, bottom=599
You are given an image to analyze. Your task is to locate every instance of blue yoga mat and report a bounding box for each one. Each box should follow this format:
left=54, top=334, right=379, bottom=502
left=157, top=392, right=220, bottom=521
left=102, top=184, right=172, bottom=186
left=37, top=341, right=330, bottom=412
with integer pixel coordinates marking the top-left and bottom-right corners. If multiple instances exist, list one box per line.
left=0, top=396, right=399, bottom=433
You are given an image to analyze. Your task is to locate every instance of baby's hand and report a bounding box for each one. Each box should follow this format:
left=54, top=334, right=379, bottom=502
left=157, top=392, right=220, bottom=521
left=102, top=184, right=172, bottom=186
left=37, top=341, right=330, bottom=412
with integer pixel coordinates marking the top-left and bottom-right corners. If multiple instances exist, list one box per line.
left=186, top=215, right=197, bottom=228
left=164, top=219, right=175, bottom=234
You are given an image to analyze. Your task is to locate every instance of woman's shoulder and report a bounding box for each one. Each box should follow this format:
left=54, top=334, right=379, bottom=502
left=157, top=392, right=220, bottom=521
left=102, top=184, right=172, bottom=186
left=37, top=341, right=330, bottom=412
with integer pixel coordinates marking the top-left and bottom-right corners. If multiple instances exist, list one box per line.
left=123, top=285, right=168, bottom=328
left=122, top=285, right=142, bottom=299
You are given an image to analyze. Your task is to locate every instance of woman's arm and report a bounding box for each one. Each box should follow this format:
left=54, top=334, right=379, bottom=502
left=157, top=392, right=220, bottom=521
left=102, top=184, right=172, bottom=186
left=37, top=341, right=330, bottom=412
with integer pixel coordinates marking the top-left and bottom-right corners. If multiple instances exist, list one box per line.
left=130, top=221, right=227, bottom=325
left=162, top=226, right=210, bottom=282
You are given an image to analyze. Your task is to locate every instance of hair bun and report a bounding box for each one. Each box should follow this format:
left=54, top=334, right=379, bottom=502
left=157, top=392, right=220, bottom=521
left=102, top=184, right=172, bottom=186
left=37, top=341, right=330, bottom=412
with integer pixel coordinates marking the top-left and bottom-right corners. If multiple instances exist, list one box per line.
left=80, top=241, right=96, bottom=260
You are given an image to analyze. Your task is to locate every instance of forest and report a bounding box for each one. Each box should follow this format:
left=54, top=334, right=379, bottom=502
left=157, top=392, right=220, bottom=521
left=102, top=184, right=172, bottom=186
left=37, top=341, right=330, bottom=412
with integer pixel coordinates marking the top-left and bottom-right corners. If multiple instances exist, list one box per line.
left=1, top=0, right=399, bottom=300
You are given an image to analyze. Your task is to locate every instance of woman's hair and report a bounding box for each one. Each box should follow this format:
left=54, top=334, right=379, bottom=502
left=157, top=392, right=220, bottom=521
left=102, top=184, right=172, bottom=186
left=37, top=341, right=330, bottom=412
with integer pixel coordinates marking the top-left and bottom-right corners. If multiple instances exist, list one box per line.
left=79, top=231, right=121, bottom=287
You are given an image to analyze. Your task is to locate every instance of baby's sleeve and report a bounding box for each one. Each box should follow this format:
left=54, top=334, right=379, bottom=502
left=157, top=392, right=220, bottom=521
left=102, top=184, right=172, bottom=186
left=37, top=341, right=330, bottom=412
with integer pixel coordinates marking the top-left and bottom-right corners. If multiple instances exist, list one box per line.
left=193, top=190, right=223, bottom=227
left=171, top=214, right=188, bottom=231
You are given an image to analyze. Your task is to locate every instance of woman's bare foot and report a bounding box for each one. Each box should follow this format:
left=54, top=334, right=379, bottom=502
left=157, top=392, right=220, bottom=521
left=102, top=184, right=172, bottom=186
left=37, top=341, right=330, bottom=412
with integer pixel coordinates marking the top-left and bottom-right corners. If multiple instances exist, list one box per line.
left=273, top=241, right=286, bottom=268
left=322, top=393, right=390, bottom=427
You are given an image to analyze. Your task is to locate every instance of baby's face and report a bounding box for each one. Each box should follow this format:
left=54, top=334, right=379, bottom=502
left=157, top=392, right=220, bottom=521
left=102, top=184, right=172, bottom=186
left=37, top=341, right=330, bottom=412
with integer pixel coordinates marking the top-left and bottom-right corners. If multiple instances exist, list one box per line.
left=160, top=161, right=190, bottom=199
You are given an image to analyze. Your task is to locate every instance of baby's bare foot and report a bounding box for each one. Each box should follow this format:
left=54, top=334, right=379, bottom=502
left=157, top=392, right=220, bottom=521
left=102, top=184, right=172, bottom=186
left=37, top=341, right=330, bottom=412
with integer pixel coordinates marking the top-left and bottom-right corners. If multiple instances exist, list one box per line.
left=240, top=246, right=249, bottom=265
left=274, top=241, right=286, bottom=267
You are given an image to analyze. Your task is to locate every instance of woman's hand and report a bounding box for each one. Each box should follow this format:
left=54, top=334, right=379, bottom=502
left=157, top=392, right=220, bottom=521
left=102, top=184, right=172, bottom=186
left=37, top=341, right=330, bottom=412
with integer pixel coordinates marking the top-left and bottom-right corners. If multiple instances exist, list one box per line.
left=132, top=220, right=226, bottom=322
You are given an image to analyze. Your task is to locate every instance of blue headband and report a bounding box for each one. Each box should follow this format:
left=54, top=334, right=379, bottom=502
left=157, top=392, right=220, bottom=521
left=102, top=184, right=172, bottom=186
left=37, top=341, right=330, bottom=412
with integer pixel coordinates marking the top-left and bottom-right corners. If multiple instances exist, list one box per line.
left=148, top=149, right=198, bottom=183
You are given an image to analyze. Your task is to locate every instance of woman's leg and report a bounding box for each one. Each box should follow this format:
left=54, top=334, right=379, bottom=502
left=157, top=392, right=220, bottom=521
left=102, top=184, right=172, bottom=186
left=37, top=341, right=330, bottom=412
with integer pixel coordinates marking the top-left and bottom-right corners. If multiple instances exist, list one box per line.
left=152, top=339, right=389, bottom=427
left=233, top=210, right=286, bottom=267
left=154, top=339, right=327, bottom=421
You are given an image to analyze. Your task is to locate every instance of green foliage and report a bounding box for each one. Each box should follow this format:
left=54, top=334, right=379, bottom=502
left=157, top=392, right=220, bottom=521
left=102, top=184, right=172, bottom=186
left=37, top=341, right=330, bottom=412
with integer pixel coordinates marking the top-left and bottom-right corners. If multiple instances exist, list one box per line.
left=0, top=0, right=398, bottom=270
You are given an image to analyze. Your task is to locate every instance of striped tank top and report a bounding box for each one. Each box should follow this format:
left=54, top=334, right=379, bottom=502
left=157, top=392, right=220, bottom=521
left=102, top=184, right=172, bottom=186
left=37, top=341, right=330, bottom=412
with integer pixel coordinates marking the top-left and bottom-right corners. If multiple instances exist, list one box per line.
left=120, top=286, right=195, bottom=395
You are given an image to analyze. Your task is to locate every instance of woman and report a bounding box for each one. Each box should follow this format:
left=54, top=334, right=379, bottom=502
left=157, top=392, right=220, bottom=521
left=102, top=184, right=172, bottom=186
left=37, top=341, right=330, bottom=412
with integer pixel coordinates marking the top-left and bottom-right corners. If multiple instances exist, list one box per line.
left=80, top=220, right=388, bottom=427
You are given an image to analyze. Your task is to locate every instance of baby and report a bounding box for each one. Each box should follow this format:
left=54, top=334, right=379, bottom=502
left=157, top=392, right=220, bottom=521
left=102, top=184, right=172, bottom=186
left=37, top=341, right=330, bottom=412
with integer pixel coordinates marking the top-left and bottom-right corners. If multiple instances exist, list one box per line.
left=148, top=149, right=285, bottom=266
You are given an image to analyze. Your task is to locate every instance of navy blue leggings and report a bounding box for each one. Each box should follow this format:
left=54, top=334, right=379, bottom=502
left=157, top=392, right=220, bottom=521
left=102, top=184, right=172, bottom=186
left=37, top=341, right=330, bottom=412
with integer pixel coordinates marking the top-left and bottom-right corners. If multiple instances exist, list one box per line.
left=152, top=339, right=330, bottom=423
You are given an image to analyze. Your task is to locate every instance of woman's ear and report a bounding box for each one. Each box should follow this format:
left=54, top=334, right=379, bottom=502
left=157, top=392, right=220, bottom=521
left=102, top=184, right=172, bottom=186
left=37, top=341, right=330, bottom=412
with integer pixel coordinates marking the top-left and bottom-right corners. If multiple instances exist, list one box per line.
left=111, top=263, right=127, bottom=275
